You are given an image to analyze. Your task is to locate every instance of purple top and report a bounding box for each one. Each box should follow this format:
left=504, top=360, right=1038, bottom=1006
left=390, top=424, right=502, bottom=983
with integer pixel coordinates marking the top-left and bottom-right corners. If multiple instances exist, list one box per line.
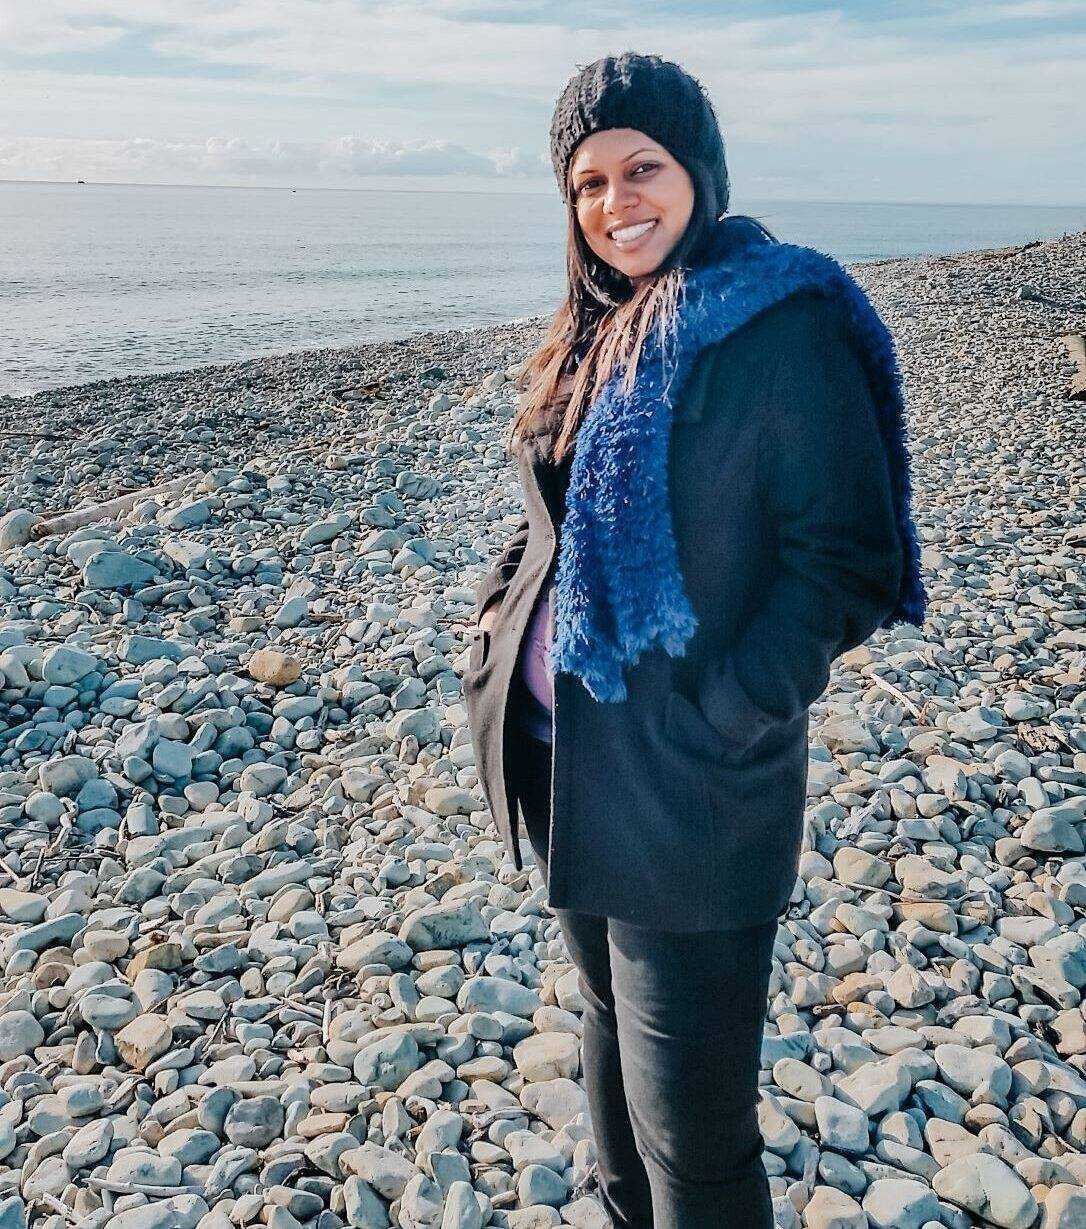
left=519, top=578, right=554, bottom=709
left=515, top=444, right=570, bottom=744
left=516, top=572, right=556, bottom=742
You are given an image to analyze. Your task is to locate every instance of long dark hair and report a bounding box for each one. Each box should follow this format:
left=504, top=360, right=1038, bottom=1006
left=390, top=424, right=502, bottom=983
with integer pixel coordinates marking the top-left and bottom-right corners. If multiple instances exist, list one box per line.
left=511, top=154, right=775, bottom=464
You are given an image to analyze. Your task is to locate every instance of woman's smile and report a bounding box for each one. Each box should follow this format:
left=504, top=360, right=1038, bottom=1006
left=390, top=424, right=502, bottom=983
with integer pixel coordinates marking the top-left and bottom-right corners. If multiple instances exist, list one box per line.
left=609, top=218, right=659, bottom=249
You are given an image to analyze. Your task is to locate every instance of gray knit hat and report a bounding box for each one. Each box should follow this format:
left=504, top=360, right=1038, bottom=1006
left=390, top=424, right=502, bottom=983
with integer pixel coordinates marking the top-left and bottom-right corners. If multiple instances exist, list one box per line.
left=549, top=52, right=729, bottom=211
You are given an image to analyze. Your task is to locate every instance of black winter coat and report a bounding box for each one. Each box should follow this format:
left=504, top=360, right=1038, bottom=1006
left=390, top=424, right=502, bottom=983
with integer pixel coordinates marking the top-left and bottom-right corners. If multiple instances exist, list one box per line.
left=463, top=290, right=905, bottom=931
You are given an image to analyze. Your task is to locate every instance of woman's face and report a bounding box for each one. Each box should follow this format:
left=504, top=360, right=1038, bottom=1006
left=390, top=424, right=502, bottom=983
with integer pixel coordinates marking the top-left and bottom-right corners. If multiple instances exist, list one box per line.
left=569, top=128, right=695, bottom=285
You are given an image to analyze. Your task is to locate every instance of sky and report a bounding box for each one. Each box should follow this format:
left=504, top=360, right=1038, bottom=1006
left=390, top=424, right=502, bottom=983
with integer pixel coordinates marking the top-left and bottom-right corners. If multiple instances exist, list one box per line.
left=1, top=0, right=1084, bottom=205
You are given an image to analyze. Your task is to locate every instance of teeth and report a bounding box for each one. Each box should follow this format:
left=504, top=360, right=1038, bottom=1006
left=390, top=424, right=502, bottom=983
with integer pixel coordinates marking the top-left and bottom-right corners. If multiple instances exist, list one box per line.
left=611, top=219, right=657, bottom=243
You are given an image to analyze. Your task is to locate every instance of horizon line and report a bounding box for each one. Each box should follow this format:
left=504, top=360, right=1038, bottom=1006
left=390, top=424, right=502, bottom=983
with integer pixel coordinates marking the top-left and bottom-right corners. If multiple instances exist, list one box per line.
left=1, top=176, right=1085, bottom=211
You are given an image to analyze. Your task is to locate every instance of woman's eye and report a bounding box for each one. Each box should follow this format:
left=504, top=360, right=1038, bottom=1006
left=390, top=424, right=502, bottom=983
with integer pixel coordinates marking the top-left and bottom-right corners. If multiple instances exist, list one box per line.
left=579, top=163, right=658, bottom=195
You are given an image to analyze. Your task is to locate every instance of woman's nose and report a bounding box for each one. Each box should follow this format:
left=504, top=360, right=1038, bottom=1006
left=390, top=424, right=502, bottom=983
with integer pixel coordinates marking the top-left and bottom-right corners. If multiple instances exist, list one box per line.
left=603, top=178, right=639, bottom=216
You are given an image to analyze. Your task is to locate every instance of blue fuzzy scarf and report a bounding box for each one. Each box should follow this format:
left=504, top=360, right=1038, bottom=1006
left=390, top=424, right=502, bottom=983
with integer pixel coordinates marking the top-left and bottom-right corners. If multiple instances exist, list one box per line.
left=550, top=215, right=928, bottom=703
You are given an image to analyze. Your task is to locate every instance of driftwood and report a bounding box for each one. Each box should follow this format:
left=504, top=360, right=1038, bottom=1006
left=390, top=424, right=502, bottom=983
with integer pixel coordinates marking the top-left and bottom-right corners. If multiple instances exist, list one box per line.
left=0, top=428, right=67, bottom=441
left=1060, top=333, right=1086, bottom=400
left=31, top=474, right=197, bottom=541
left=88, top=1177, right=193, bottom=1198
left=26, top=811, right=73, bottom=893
left=28, top=1193, right=79, bottom=1225
left=868, top=674, right=927, bottom=721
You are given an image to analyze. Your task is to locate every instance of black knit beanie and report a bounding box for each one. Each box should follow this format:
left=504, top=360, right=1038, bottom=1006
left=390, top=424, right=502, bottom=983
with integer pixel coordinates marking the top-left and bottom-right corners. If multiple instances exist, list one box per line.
left=549, top=52, right=729, bottom=213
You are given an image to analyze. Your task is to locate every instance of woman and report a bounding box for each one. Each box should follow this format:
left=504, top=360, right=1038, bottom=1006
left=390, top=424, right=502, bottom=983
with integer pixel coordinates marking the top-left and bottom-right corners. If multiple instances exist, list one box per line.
left=463, top=53, right=926, bottom=1229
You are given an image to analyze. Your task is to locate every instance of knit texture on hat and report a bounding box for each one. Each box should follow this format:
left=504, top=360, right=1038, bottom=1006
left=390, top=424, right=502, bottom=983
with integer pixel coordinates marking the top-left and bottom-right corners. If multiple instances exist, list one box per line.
left=550, top=52, right=729, bottom=210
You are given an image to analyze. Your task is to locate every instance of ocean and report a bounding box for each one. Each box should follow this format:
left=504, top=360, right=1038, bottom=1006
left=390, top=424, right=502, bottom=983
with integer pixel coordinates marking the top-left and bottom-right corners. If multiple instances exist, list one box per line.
left=2, top=180, right=1083, bottom=399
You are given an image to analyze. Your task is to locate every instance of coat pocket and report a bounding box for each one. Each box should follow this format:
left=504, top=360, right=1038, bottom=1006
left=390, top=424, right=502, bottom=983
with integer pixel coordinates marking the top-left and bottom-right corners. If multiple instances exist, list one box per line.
left=664, top=688, right=747, bottom=768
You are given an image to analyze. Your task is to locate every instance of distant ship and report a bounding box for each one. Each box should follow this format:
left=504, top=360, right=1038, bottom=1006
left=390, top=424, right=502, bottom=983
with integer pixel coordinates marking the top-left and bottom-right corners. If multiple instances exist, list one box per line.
left=77, top=179, right=86, bottom=184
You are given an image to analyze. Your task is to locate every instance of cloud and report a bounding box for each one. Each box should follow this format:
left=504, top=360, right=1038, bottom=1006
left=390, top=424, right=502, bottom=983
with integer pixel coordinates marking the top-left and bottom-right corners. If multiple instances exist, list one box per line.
left=0, top=132, right=550, bottom=186
left=318, top=136, right=492, bottom=177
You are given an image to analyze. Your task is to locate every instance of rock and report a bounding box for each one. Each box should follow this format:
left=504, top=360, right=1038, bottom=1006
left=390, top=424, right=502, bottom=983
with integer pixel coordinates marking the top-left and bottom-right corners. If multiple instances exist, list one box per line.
left=0, top=1011, right=44, bottom=1060
left=353, top=1031, right=421, bottom=1092
left=0, top=1199, right=28, bottom=1229
left=759, top=1093, right=801, bottom=1155
left=803, top=1186, right=868, bottom=1229
left=82, top=549, right=156, bottom=589
left=838, top=1058, right=912, bottom=1117
left=223, top=1097, right=285, bottom=1149
left=120, top=633, right=187, bottom=664
left=1020, top=801, right=1086, bottom=854
left=1042, top=1185, right=1086, bottom=1228
left=934, top=1044, right=1012, bottom=1103
left=40, top=645, right=98, bottom=685
left=457, top=975, right=542, bottom=1018
left=338, top=931, right=414, bottom=971
left=399, top=900, right=490, bottom=950
left=833, top=847, right=891, bottom=888
left=343, top=1174, right=390, bottom=1227
left=886, top=963, right=935, bottom=1008
left=247, top=647, right=302, bottom=686
left=0, top=889, right=47, bottom=923
left=115, top=1013, right=173, bottom=1070
left=38, top=754, right=96, bottom=796
left=63, top=1119, right=114, bottom=1170
left=300, top=512, right=351, bottom=547
left=342, top=1143, right=419, bottom=1199
left=815, top=1096, right=870, bottom=1155
left=520, top=1078, right=588, bottom=1129
left=273, top=594, right=310, bottom=628
left=441, top=1180, right=485, bottom=1229
left=79, top=990, right=139, bottom=1030
left=7, top=911, right=84, bottom=953
left=108, top=1149, right=183, bottom=1187
left=424, top=784, right=481, bottom=816
left=342, top=767, right=383, bottom=802
left=932, top=1152, right=1039, bottom=1228
left=518, top=1162, right=569, bottom=1208
left=862, top=1178, right=942, bottom=1229
left=0, top=509, right=40, bottom=550
left=159, top=497, right=213, bottom=529
left=513, top=1032, right=580, bottom=1082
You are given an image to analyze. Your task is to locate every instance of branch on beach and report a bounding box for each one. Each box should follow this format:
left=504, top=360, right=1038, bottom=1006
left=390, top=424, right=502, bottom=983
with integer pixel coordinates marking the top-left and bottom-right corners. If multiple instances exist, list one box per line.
left=0, top=474, right=207, bottom=550
left=40, top=476, right=199, bottom=540
left=0, top=428, right=68, bottom=440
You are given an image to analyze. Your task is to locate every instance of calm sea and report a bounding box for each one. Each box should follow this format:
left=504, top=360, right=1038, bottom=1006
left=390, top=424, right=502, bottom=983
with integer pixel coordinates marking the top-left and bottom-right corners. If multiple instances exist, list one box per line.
left=2, top=180, right=1083, bottom=398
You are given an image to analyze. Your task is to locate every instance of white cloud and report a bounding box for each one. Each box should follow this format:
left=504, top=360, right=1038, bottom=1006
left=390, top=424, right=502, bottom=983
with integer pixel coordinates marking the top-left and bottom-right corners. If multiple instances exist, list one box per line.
left=0, top=133, right=549, bottom=185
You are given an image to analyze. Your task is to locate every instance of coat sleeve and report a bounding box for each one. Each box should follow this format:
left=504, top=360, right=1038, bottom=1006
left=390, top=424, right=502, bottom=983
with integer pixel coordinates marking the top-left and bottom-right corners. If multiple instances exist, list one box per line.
left=472, top=514, right=530, bottom=624
left=696, top=293, right=905, bottom=751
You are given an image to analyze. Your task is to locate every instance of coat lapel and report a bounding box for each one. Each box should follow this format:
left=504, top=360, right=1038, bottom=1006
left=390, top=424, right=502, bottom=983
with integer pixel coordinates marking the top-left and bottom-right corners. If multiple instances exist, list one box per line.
left=518, top=434, right=562, bottom=532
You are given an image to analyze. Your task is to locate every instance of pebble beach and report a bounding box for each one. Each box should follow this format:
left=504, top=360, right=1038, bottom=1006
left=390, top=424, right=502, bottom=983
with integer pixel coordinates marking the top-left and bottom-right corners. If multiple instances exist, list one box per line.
left=0, top=229, right=1085, bottom=1229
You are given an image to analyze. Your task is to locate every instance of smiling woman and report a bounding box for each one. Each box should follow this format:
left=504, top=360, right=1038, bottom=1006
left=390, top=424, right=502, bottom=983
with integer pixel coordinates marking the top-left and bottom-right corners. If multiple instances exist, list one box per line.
left=465, top=48, right=925, bottom=1229
left=570, top=130, right=695, bottom=286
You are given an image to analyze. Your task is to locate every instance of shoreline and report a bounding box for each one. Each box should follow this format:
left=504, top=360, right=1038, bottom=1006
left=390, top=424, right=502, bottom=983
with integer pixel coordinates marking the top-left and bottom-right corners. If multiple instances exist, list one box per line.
left=4, top=227, right=1083, bottom=409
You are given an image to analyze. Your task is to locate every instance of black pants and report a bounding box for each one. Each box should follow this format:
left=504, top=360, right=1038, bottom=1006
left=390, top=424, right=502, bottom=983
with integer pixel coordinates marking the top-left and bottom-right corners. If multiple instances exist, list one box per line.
left=511, top=725, right=777, bottom=1229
